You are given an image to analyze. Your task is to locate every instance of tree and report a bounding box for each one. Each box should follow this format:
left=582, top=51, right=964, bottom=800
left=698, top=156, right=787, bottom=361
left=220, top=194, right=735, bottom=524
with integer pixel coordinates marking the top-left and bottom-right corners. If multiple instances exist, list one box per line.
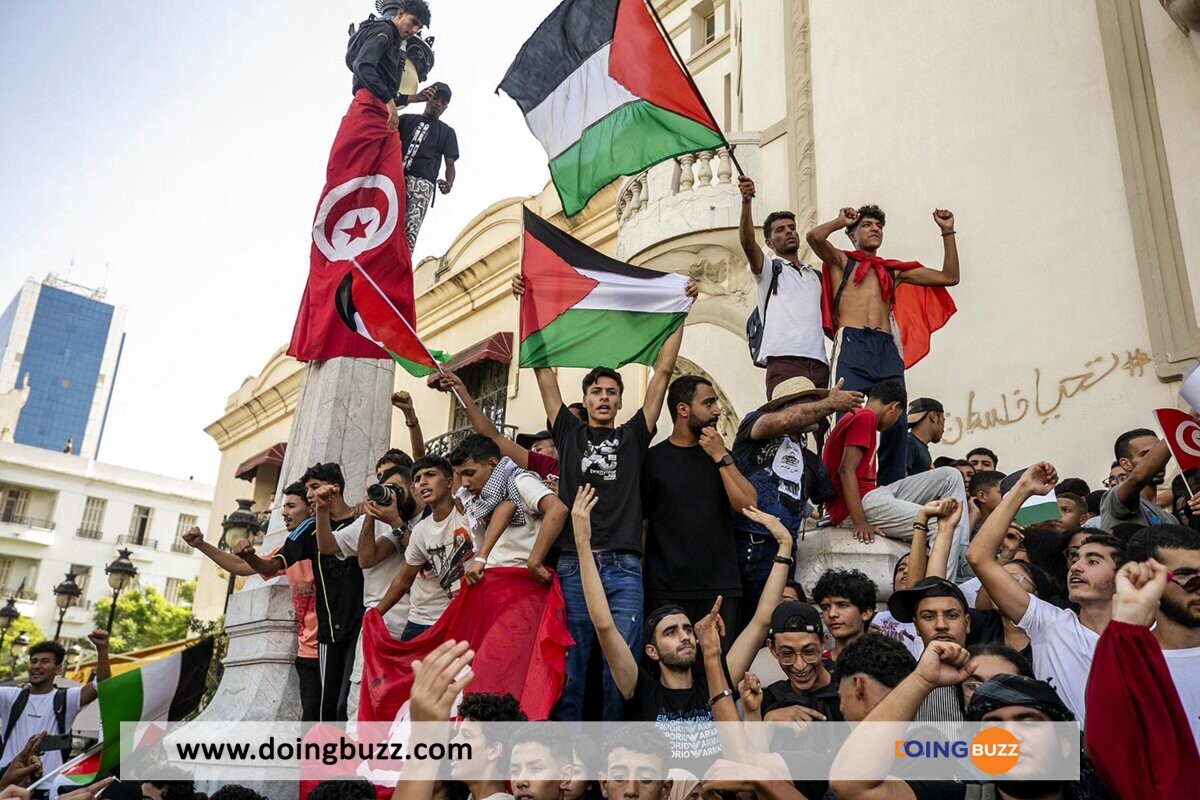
left=93, top=583, right=195, bottom=654
left=0, top=616, right=48, bottom=680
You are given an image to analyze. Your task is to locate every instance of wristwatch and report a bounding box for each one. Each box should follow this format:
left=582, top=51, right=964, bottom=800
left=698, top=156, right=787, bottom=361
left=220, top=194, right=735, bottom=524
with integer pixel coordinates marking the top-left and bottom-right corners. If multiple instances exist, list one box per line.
left=717, top=453, right=735, bottom=468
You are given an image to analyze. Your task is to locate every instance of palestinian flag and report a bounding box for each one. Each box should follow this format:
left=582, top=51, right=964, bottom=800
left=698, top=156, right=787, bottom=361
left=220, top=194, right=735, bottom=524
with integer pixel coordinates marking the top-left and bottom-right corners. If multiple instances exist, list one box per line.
left=999, top=472, right=1061, bottom=527
left=60, top=639, right=214, bottom=784
left=499, top=0, right=725, bottom=216
left=520, top=208, right=690, bottom=368
left=336, top=262, right=450, bottom=377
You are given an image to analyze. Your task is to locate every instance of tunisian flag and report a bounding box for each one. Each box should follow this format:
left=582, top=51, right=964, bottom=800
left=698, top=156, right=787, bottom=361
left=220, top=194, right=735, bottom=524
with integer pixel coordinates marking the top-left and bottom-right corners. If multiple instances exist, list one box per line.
left=1155, top=408, right=1200, bottom=472
left=288, top=89, right=414, bottom=361
left=359, top=567, right=573, bottom=723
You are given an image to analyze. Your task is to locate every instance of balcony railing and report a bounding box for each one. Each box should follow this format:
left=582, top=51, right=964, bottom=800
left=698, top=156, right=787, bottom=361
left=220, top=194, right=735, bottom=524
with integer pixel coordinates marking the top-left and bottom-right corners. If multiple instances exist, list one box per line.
left=171, top=542, right=193, bottom=554
left=424, top=425, right=519, bottom=458
left=76, top=526, right=104, bottom=540
left=116, top=534, right=158, bottom=549
left=0, top=511, right=55, bottom=531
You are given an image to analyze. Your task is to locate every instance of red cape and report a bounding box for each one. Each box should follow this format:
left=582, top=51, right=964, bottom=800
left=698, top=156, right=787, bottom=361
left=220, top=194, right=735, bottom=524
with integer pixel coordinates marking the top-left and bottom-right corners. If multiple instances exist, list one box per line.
left=819, top=250, right=956, bottom=368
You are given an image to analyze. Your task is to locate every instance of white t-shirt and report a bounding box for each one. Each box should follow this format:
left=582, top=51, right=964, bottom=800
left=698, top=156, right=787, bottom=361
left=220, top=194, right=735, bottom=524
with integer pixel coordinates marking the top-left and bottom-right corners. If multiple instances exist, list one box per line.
left=870, top=610, right=924, bottom=658
left=1017, top=596, right=1099, bottom=726
left=753, top=251, right=827, bottom=364
left=485, top=474, right=553, bottom=568
left=406, top=508, right=475, bottom=626
left=333, top=517, right=408, bottom=637
left=0, top=686, right=84, bottom=774
left=1161, top=646, right=1200, bottom=749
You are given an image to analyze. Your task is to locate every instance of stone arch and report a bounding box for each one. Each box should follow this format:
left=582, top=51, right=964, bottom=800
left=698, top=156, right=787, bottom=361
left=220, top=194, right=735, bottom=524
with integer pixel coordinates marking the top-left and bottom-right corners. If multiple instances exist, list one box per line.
left=671, top=355, right=739, bottom=442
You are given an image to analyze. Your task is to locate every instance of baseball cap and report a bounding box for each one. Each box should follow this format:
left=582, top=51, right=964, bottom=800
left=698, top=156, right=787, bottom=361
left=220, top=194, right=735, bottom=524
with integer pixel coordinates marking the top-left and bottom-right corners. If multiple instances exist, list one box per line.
left=965, top=674, right=1074, bottom=722
left=906, top=397, right=944, bottom=427
left=515, top=430, right=552, bottom=450
left=887, top=577, right=968, bottom=623
left=758, top=377, right=829, bottom=414
left=430, top=81, right=452, bottom=101
left=769, top=601, right=823, bottom=636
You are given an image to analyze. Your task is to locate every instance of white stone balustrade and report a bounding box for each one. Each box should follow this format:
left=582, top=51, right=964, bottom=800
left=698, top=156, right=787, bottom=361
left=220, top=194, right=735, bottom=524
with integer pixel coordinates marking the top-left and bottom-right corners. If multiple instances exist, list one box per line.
left=616, top=132, right=762, bottom=261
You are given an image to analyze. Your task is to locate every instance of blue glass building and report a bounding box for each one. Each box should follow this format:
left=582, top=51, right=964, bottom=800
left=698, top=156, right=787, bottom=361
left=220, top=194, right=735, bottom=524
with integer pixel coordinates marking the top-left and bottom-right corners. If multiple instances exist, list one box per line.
left=0, top=280, right=125, bottom=459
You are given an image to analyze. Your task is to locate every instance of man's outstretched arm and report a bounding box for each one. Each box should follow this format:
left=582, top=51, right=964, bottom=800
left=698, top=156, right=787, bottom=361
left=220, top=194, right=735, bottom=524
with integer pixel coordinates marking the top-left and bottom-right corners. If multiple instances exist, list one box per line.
left=896, top=210, right=959, bottom=287
left=806, top=209, right=857, bottom=269
left=642, top=325, right=685, bottom=430
left=435, top=373, right=531, bottom=469
left=738, top=177, right=764, bottom=275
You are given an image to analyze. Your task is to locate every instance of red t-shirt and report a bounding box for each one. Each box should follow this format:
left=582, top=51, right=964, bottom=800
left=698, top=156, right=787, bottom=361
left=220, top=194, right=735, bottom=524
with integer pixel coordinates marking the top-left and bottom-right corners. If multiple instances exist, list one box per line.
left=822, top=408, right=879, bottom=525
left=526, top=449, right=560, bottom=481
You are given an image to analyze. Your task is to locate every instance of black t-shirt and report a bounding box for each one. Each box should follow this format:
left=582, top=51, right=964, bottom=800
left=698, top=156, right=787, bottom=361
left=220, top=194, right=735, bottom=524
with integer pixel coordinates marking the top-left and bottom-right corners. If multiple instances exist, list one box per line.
left=624, top=667, right=722, bottom=765
left=553, top=405, right=652, bottom=553
left=761, top=673, right=844, bottom=721
left=907, top=432, right=933, bottom=475
left=276, top=517, right=365, bottom=645
left=642, top=441, right=742, bottom=599
left=398, top=115, right=459, bottom=183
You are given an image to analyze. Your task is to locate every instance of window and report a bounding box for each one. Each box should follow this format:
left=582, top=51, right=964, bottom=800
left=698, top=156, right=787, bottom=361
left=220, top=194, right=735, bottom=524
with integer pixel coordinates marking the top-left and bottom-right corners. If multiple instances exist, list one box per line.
left=1, top=488, right=29, bottom=523
left=451, top=360, right=508, bottom=433
left=164, top=578, right=185, bottom=606
left=702, top=11, right=716, bottom=44
left=69, top=564, right=90, bottom=593
left=175, top=514, right=197, bottom=544
left=0, top=559, right=11, bottom=590
left=80, top=497, right=106, bottom=537
left=690, top=1, right=717, bottom=52
left=129, top=506, right=153, bottom=544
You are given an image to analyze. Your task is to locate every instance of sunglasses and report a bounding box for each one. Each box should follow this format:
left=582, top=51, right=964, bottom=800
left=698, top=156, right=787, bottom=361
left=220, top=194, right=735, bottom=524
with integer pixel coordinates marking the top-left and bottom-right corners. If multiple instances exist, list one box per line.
left=1168, top=572, right=1200, bottom=594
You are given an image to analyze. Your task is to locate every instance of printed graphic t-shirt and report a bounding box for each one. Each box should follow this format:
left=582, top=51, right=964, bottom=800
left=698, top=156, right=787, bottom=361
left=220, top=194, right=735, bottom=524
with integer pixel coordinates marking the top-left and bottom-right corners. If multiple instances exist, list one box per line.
left=405, top=508, right=475, bottom=626
left=553, top=405, right=652, bottom=553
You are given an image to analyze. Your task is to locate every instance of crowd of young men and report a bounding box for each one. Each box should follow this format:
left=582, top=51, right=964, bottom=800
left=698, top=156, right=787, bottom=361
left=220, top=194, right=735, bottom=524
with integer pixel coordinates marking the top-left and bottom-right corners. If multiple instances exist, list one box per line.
left=138, top=1, right=1200, bottom=797
left=168, top=167, right=1199, bottom=799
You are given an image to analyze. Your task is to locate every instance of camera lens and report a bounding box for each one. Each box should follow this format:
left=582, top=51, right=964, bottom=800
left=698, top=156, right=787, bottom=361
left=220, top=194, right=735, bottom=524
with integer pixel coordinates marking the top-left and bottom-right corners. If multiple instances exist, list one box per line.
left=366, top=483, right=392, bottom=504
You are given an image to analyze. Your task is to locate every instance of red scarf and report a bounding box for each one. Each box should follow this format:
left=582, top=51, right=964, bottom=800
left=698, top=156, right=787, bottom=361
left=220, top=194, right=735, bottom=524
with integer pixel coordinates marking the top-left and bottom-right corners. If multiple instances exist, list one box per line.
left=819, top=249, right=956, bottom=368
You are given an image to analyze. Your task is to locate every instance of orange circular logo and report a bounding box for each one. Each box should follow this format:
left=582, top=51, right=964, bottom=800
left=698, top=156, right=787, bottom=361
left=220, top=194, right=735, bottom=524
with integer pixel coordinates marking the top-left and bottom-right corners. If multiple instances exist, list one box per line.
left=969, top=727, right=1021, bottom=775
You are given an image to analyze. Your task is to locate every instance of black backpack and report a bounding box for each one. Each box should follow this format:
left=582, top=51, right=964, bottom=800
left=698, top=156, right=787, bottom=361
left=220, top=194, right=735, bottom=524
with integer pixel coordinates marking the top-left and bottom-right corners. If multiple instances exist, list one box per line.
left=0, top=687, right=69, bottom=762
left=746, top=258, right=784, bottom=368
left=345, top=16, right=394, bottom=72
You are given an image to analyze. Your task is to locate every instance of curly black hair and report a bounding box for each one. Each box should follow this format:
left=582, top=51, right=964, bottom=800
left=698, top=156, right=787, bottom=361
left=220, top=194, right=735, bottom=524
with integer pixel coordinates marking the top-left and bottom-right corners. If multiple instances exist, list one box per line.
left=851, top=204, right=886, bottom=230
left=812, top=568, right=877, bottom=612
left=459, top=692, right=528, bottom=722
left=307, top=780, right=376, bottom=800
left=834, top=634, right=915, bottom=689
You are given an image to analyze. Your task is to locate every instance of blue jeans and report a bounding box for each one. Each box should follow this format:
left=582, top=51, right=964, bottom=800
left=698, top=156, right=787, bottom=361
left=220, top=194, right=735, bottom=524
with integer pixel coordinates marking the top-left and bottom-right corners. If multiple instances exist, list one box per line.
left=400, top=621, right=430, bottom=642
left=552, top=551, right=644, bottom=721
left=735, top=531, right=797, bottom=630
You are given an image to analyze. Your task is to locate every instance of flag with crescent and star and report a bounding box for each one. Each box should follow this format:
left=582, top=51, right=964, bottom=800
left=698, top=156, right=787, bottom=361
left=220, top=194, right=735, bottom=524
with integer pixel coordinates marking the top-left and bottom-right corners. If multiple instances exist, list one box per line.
left=288, top=89, right=415, bottom=361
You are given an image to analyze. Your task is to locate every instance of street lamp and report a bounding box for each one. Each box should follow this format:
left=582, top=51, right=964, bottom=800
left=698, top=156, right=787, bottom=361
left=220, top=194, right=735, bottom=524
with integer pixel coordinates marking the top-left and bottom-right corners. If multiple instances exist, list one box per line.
left=10, top=632, right=30, bottom=676
left=219, top=499, right=262, bottom=615
left=103, top=549, right=138, bottom=631
left=52, top=573, right=82, bottom=642
left=0, top=599, right=19, bottom=652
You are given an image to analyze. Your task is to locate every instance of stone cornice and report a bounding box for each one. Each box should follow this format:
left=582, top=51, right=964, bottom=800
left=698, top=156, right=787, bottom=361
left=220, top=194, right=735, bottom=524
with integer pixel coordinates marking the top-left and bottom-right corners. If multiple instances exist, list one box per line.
left=204, top=367, right=303, bottom=450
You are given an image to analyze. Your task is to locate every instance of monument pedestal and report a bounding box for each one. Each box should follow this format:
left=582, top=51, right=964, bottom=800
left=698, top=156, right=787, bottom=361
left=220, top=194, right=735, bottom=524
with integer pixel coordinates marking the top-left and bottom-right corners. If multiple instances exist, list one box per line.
left=795, top=526, right=909, bottom=603
left=183, top=358, right=395, bottom=799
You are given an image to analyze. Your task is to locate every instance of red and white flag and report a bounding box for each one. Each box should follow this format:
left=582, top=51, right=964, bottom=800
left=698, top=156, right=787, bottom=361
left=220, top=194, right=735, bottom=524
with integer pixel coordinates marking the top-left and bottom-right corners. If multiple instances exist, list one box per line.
left=1155, top=408, right=1200, bottom=472
left=288, top=89, right=414, bottom=361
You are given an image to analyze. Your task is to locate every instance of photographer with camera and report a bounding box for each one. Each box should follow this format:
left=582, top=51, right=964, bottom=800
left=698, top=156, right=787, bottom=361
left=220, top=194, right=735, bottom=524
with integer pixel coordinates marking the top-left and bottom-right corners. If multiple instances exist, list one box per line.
left=325, top=460, right=420, bottom=723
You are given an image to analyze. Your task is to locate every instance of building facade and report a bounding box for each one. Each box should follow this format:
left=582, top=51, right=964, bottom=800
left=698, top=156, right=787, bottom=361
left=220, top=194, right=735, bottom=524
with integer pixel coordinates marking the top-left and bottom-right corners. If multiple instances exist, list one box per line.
left=0, top=441, right=211, bottom=641
left=0, top=277, right=127, bottom=459
left=194, top=0, right=1200, bottom=617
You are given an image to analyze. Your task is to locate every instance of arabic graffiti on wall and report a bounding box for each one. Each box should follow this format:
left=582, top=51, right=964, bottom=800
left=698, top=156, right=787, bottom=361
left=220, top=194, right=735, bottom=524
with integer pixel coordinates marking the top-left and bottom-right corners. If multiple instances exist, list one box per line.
left=941, top=348, right=1154, bottom=446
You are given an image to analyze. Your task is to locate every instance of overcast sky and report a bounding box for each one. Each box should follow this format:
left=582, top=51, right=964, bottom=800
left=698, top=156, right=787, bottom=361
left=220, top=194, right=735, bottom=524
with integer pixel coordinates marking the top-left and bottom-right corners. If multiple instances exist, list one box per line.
left=0, top=1, right=560, bottom=482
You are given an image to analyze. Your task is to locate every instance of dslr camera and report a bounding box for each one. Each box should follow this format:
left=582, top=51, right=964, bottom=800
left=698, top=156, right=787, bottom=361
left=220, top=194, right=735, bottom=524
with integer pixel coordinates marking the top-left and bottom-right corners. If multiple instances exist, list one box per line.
left=366, top=482, right=417, bottom=520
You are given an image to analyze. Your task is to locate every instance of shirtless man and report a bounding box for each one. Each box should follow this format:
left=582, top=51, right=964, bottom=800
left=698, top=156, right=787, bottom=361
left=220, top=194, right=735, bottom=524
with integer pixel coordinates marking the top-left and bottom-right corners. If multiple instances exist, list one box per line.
left=807, top=205, right=959, bottom=486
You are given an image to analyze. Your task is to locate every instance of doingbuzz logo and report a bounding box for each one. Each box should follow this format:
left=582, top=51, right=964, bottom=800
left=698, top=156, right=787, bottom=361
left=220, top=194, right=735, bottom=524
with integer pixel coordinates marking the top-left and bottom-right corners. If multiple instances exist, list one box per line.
left=894, top=728, right=1021, bottom=775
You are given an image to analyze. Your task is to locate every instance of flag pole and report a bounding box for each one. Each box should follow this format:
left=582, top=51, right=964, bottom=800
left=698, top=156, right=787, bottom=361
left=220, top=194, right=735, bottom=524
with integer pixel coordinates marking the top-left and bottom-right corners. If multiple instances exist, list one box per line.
left=642, top=0, right=746, bottom=177
left=350, top=259, right=465, bottom=409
